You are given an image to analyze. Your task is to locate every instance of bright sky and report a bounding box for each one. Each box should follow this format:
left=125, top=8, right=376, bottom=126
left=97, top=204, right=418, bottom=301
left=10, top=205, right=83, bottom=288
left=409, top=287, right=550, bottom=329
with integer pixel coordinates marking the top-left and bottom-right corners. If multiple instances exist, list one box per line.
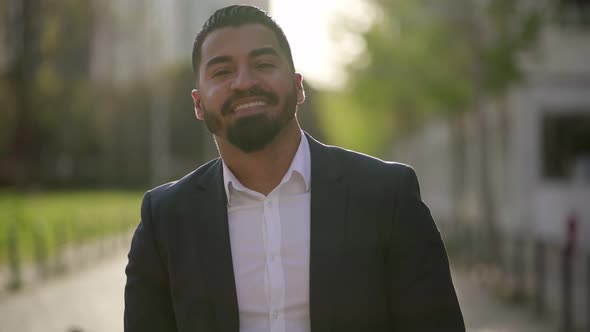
left=269, top=0, right=375, bottom=90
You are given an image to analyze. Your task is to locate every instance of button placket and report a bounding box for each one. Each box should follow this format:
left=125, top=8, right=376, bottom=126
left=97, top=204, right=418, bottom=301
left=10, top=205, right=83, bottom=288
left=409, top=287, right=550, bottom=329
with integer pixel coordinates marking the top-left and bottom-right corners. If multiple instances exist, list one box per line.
left=264, top=194, right=285, bottom=332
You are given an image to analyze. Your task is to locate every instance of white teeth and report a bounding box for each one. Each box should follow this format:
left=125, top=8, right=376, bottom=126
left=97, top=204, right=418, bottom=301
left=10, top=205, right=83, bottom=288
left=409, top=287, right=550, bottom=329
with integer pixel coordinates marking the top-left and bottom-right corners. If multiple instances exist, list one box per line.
left=234, top=101, right=266, bottom=112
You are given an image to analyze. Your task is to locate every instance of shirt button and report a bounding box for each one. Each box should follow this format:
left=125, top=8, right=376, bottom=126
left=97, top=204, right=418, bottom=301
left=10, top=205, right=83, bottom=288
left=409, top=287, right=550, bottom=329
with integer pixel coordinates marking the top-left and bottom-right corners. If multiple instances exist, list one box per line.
left=272, top=310, right=279, bottom=319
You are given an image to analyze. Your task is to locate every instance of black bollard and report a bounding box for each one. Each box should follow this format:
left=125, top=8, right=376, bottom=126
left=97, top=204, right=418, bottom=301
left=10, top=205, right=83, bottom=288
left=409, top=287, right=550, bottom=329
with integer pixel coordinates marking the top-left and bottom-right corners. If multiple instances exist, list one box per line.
left=54, top=222, right=66, bottom=273
left=7, top=223, right=22, bottom=290
left=512, top=234, right=525, bottom=301
left=33, top=224, right=49, bottom=279
left=534, top=240, right=545, bottom=315
left=562, top=245, right=572, bottom=332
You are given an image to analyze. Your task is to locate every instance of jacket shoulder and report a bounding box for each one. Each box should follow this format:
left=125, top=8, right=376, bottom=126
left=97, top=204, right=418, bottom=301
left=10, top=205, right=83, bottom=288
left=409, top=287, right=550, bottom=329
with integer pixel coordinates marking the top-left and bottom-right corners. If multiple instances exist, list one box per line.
left=146, top=158, right=220, bottom=204
left=324, top=143, right=414, bottom=177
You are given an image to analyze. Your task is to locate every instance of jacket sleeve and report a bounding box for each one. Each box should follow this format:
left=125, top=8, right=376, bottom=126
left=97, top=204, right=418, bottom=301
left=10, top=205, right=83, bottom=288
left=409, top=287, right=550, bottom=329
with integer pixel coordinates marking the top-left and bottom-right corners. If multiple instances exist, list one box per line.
left=388, top=166, right=465, bottom=332
left=124, top=191, right=177, bottom=332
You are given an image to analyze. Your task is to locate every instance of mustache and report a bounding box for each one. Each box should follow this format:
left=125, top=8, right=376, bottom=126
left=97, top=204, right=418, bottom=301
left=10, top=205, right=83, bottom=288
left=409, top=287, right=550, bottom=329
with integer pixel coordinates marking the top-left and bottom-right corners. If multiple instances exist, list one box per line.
left=221, top=87, right=279, bottom=116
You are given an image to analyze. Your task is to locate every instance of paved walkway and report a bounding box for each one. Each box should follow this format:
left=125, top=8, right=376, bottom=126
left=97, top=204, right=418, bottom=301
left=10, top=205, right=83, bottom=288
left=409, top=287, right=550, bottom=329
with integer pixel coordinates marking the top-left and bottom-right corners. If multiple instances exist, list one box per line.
left=0, top=253, right=559, bottom=332
left=453, top=269, right=559, bottom=332
left=0, top=252, right=126, bottom=332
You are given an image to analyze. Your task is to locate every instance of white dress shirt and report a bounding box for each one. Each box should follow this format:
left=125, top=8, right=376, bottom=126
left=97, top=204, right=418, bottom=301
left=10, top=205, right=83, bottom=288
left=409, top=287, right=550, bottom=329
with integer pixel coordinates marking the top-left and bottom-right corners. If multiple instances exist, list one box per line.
left=222, top=133, right=311, bottom=332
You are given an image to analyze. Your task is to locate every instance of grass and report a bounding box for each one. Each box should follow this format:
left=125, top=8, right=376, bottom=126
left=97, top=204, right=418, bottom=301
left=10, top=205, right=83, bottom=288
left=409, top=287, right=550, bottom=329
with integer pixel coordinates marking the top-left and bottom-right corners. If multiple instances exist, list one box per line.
left=0, top=190, right=143, bottom=266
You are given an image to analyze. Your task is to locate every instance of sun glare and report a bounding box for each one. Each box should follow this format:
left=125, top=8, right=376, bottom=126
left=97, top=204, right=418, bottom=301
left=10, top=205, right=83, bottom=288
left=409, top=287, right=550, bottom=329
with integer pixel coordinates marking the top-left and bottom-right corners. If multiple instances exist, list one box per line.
left=270, top=0, right=375, bottom=90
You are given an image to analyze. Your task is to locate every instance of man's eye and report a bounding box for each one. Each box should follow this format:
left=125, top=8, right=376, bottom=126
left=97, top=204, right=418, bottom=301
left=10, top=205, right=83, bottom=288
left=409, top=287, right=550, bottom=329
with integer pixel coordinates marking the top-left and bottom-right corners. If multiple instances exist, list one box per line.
left=257, top=62, right=275, bottom=69
left=212, top=69, right=231, bottom=78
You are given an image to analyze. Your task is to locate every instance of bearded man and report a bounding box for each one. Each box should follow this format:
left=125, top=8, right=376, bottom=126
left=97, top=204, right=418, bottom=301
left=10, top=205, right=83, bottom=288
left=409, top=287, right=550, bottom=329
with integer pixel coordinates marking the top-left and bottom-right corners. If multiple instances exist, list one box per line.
left=124, top=5, right=465, bottom=332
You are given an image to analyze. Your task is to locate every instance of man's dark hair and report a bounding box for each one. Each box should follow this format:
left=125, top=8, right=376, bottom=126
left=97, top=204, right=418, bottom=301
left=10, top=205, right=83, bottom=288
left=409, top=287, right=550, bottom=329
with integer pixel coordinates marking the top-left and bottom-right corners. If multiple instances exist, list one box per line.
left=192, top=5, right=295, bottom=81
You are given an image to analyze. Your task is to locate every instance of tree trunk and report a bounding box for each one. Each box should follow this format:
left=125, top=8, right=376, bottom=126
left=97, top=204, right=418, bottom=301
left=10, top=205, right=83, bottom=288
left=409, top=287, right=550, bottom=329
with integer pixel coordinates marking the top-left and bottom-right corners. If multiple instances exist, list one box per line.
left=10, top=0, right=40, bottom=189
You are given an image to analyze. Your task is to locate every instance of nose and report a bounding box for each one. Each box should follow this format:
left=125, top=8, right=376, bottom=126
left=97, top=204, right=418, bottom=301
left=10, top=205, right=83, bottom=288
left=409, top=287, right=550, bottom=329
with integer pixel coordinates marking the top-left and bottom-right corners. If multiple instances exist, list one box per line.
left=230, top=67, right=258, bottom=92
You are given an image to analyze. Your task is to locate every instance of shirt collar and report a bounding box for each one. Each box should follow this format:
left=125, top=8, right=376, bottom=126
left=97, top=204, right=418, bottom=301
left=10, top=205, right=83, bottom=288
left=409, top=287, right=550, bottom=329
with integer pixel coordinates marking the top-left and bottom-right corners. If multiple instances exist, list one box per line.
left=222, top=132, right=311, bottom=202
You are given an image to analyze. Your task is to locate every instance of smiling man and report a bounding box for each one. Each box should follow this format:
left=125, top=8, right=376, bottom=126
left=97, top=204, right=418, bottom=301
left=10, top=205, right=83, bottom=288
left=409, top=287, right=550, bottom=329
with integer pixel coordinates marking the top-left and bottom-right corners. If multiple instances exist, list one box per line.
left=124, top=5, right=465, bottom=332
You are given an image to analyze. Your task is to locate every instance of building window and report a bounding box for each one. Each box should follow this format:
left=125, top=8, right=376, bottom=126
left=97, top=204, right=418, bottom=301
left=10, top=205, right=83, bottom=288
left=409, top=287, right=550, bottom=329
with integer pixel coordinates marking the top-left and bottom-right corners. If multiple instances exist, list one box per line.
left=556, top=0, right=590, bottom=27
left=542, top=112, right=590, bottom=180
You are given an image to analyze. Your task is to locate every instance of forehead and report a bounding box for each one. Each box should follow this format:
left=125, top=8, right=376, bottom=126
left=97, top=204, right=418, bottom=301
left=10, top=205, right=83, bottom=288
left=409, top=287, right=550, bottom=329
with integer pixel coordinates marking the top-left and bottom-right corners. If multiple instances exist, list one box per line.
left=200, top=24, right=282, bottom=68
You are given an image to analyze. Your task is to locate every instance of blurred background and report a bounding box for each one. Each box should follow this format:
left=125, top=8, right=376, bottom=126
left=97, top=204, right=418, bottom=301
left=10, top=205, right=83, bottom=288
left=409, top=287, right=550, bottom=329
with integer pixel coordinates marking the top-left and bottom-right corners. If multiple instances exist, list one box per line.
left=0, top=0, right=589, bottom=331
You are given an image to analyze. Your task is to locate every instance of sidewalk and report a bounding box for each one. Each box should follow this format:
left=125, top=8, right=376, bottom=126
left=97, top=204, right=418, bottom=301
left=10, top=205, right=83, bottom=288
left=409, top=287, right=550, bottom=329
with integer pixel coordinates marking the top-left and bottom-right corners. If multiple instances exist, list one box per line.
left=0, top=250, right=126, bottom=332
left=0, top=252, right=560, bottom=332
left=453, top=268, right=560, bottom=332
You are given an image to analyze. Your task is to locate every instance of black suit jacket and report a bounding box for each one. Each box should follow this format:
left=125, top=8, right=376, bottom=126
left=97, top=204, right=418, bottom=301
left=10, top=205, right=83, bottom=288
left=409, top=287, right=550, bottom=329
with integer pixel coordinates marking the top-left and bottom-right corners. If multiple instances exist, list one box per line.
left=125, top=133, right=465, bottom=332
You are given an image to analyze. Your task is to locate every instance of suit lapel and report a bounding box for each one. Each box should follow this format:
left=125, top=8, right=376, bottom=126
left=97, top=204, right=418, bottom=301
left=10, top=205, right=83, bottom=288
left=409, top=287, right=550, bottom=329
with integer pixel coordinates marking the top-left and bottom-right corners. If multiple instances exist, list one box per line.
left=307, top=134, right=348, bottom=332
left=194, top=160, right=239, bottom=332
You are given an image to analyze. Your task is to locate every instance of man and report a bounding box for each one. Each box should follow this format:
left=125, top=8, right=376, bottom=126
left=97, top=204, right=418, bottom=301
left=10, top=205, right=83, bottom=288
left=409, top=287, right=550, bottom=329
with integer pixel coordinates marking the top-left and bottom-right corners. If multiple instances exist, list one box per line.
left=125, top=5, right=464, bottom=332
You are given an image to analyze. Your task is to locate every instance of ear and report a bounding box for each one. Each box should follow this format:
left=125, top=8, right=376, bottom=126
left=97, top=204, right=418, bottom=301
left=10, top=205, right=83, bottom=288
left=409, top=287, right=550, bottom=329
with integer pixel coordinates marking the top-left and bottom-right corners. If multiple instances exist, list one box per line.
left=191, top=89, right=205, bottom=120
left=295, top=73, right=305, bottom=105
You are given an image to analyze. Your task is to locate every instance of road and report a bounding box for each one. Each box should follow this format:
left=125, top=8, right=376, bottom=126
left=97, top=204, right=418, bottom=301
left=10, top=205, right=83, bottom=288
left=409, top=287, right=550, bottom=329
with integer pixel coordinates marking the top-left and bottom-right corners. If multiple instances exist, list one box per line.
left=0, top=252, right=558, bottom=332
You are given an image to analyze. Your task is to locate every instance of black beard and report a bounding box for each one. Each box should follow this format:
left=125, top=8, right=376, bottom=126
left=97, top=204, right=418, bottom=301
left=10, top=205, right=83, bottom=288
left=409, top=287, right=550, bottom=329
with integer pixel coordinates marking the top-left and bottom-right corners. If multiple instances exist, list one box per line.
left=227, top=113, right=284, bottom=152
left=202, top=86, right=297, bottom=153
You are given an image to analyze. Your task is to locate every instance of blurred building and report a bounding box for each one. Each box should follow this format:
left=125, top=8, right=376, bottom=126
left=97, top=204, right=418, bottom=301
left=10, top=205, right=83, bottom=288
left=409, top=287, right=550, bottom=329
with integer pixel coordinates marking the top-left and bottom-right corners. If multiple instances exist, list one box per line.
left=391, top=1, right=589, bottom=329
left=91, top=0, right=269, bottom=84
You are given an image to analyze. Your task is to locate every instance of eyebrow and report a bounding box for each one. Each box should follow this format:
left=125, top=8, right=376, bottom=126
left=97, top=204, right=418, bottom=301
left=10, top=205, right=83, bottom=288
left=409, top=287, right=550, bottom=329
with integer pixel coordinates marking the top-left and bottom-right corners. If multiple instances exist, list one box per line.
left=249, top=47, right=280, bottom=59
left=204, top=47, right=280, bottom=72
left=204, top=55, right=232, bottom=72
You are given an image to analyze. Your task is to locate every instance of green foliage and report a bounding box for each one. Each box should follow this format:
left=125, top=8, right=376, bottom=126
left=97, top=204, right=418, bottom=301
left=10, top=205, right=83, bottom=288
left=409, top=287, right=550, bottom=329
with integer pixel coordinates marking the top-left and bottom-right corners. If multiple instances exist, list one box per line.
left=316, top=0, right=541, bottom=154
left=0, top=190, right=143, bottom=265
left=0, top=78, right=17, bottom=155
left=317, top=90, right=393, bottom=155
left=480, top=1, right=542, bottom=94
left=31, top=0, right=93, bottom=131
left=0, top=0, right=104, bottom=186
left=0, top=0, right=204, bottom=187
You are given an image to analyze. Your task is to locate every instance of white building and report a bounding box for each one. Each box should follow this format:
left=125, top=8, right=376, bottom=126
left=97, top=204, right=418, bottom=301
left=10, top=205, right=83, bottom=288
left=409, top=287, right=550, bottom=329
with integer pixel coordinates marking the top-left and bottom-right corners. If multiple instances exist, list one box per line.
left=391, top=1, right=590, bottom=329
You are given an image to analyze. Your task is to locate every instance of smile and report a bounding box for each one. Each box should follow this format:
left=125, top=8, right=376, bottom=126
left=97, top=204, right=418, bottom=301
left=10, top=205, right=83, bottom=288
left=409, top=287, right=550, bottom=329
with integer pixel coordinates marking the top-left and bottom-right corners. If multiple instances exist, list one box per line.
left=233, top=100, right=267, bottom=113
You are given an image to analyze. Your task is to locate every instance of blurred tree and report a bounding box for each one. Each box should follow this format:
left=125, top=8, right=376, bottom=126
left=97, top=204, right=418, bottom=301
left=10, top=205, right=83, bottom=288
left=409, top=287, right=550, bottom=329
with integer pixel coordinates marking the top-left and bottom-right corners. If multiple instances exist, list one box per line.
left=319, top=0, right=542, bottom=262
left=1, top=0, right=95, bottom=188
left=0, top=0, right=214, bottom=189
left=320, top=0, right=540, bottom=151
left=1, top=0, right=41, bottom=187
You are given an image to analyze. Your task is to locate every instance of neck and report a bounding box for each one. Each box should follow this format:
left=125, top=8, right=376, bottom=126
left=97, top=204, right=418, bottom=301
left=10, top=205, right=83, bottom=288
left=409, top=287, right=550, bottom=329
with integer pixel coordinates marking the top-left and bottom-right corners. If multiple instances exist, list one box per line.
left=217, top=120, right=302, bottom=196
